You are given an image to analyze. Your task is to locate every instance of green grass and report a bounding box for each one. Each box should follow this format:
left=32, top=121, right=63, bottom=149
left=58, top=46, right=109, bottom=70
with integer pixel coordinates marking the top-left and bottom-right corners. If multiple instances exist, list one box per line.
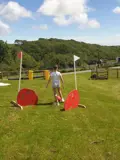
left=0, top=73, right=120, bottom=160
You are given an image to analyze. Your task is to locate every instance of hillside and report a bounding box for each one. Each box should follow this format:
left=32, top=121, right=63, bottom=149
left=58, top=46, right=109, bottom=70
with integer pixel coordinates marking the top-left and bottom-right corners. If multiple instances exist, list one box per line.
left=0, top=38, right=120, bottom=71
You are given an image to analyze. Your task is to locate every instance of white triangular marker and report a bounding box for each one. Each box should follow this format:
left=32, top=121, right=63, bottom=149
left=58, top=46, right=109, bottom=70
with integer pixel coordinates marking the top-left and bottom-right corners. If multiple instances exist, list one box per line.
left=74, top=55, right=80, bottom=62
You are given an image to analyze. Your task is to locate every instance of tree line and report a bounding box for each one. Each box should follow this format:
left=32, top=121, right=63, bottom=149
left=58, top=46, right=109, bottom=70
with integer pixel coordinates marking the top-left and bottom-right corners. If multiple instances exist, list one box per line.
left=0, top=38, right=120, bottom=71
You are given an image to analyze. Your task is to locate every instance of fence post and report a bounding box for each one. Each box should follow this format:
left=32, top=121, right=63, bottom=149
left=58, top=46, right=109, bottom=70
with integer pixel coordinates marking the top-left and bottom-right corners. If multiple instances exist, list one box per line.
left=28, top=70, right=33, bottom=80
left=117, top=69, right=119, bottom=78
left=7, top=72, right=9, bottom=80
left=96, top=66, right=98, bottom=77
left=44, top=70, right=50, bottom=80
left=107, top=68, right=109, bottom=79
left=0, top=72, right=2, bottom=80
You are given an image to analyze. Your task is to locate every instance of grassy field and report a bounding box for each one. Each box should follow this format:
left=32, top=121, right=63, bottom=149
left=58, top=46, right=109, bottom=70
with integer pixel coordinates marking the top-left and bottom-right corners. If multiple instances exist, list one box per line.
left=0, top=72, right=120, bottom=160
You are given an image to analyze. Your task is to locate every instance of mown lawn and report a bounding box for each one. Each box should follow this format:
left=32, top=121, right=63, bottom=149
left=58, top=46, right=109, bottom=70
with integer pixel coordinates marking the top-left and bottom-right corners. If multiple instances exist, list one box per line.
left=0, top=73, right=120, bottom=160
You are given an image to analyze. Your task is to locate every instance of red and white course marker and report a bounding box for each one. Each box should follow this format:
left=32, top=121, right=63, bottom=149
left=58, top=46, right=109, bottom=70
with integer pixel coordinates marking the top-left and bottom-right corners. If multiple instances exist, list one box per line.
left=64, top=90, right=80, bottom=111
left=17, top=88, right=38, bottom=107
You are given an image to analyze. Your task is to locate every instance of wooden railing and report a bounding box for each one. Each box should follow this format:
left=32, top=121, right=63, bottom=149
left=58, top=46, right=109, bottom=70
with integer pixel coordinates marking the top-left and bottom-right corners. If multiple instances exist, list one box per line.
left=91, top=67, right=120, bottom=79
left=0, top=70, right=44, bottom=80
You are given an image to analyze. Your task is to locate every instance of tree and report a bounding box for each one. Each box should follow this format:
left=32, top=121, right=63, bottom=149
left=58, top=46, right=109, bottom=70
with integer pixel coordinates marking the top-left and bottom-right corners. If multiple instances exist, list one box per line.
left=0, top=40, right=9, bottom=63
left=1, top=38, right=120, bottom=71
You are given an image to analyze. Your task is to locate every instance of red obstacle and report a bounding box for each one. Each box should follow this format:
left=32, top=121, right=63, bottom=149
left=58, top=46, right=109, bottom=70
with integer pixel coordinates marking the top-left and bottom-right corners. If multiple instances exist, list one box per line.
left=11, top=88, right=38, bottom=110
left=64, top=90, right=80, bottom=111
left=17, top=88, right=38, bottom=106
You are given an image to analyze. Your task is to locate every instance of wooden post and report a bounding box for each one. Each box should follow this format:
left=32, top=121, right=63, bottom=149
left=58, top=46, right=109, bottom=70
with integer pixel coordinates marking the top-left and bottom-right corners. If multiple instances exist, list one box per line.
left=28, top=70, right=33, bottom=80
left=118, top=68, right=119, bottom=79
left=7, top=72, right=9, bottom=80
left=96, top=65, right=98, bottom=77
left=1, top=72, right=3, bottom=80
left=117, top=69, right=119, bottom=78
left=107, top=68, right=109, bottom=79
left=44, top=70, right=50, bottom=80
left=0, top=72, right=1, bottom=80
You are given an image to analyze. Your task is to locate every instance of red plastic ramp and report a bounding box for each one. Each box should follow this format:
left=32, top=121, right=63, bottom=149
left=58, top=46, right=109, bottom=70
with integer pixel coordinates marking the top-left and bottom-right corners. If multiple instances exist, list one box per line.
left=64, top=90, right=80, bottom=111
left=17, top=88, right=38, bottom=107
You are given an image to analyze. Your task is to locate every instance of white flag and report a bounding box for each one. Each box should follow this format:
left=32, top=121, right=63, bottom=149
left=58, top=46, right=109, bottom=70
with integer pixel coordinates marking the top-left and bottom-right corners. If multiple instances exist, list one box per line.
left=74, top=55, right=80, bottom=62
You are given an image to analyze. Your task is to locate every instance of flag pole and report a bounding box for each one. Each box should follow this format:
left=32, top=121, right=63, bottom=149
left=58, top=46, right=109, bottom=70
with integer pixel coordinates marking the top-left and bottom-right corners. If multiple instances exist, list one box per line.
left=18, top=52, right=22, bottom=92
left=74, top=57, right=77, bottom=90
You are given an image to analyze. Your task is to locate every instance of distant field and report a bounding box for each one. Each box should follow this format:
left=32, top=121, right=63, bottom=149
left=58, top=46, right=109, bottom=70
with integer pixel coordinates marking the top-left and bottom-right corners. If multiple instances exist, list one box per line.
left=0, top=72, right=120, bottom=160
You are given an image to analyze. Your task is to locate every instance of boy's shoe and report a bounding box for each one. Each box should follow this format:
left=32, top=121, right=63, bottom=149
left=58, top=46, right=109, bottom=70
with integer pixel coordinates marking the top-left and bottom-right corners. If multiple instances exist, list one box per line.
left=57, top=102, right=60, bottom=106
left=60, top=98, right=65, bottom=103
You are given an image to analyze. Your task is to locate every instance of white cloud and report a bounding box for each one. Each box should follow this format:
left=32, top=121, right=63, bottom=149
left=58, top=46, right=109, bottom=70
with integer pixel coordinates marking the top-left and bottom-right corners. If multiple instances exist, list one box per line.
left=87, top=19, right=100, bottom=28
left=53, top=16, right=71, bottom=26
left=0, top=1, right=32, bottom=21
left=32, top=24, right=48, bottom=30
left=78, top=19, right=100, bottom=29
left=0, top=20, right=10, bottom=36
left=37, top=0, right=100, bottom=29
left=113, top=6, right=120, bottom=14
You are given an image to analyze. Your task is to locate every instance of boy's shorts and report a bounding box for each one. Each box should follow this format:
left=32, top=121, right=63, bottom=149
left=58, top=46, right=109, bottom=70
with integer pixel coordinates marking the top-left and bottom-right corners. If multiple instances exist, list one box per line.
left=52, top=82, right=60, bottom=88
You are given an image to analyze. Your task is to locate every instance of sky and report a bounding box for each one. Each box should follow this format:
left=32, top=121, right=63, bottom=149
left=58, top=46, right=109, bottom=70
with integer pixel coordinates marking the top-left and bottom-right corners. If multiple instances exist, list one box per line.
left=0, top=0, right=120, bottom=45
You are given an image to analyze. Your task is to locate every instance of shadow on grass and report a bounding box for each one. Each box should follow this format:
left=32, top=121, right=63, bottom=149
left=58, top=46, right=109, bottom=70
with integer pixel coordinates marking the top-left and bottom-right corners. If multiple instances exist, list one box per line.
left=36, top=102, right=65, bottom=111
left=60, top=108, right=65, bottom=112
left=36, top=102, right=53, bottom=106
left=60, top=105, right=87, bottom=112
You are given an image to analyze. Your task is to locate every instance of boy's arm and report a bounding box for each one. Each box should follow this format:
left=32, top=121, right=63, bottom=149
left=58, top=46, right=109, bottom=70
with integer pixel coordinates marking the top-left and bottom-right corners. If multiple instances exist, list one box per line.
left=60, top=74, right=64, bottom=87
left=46, top=76, right=51, bottom=88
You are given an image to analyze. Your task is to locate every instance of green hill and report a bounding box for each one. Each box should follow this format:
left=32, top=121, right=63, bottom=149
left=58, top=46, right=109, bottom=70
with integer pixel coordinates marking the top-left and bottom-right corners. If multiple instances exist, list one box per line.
left=0, top=38, right=120, bottom=71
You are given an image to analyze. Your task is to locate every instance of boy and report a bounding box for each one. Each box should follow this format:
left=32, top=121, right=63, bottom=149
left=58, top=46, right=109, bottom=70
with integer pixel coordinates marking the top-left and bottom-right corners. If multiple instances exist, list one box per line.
left=46, top=65, right=64, bottom=106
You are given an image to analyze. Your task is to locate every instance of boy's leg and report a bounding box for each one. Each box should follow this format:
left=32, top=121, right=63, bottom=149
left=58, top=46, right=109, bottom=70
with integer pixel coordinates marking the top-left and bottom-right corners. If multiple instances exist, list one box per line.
left=57, top=87, right=64, bottom=102
left=52, top=87, right=57, bottom=102
left=53, top=87, right=60, bottom=106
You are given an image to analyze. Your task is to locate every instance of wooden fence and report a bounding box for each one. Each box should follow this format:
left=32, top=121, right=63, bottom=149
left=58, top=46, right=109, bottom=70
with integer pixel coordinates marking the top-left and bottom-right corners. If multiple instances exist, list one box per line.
left=0, top=70, right=44, bottom=80
left=108, top=67, right=120, bottom=79
left=91, top=67, right=120, bottom=79
left=91, top=68, right=108, bottom=80
left=1, top=67, right=120, bottom=80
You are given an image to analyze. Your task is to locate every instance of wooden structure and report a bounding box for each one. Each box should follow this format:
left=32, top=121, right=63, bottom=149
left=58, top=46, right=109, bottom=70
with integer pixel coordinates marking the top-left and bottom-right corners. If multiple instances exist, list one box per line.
left=0, top=72, right=3, bottom=80
left=90, top=67, right=108, bottom=80
left=0, top=70, right=45, bottom=80
left=108, top=67, right=120, bottom=79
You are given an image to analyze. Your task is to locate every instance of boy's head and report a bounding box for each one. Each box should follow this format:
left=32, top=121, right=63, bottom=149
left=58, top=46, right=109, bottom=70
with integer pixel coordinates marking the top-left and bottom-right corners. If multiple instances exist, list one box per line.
left=53, top=65, right=58, bottom=71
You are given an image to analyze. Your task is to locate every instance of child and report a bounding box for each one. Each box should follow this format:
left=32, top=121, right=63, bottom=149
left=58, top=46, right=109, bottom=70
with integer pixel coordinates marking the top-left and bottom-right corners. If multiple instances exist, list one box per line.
left=46, top=65, right=64, bottom=105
